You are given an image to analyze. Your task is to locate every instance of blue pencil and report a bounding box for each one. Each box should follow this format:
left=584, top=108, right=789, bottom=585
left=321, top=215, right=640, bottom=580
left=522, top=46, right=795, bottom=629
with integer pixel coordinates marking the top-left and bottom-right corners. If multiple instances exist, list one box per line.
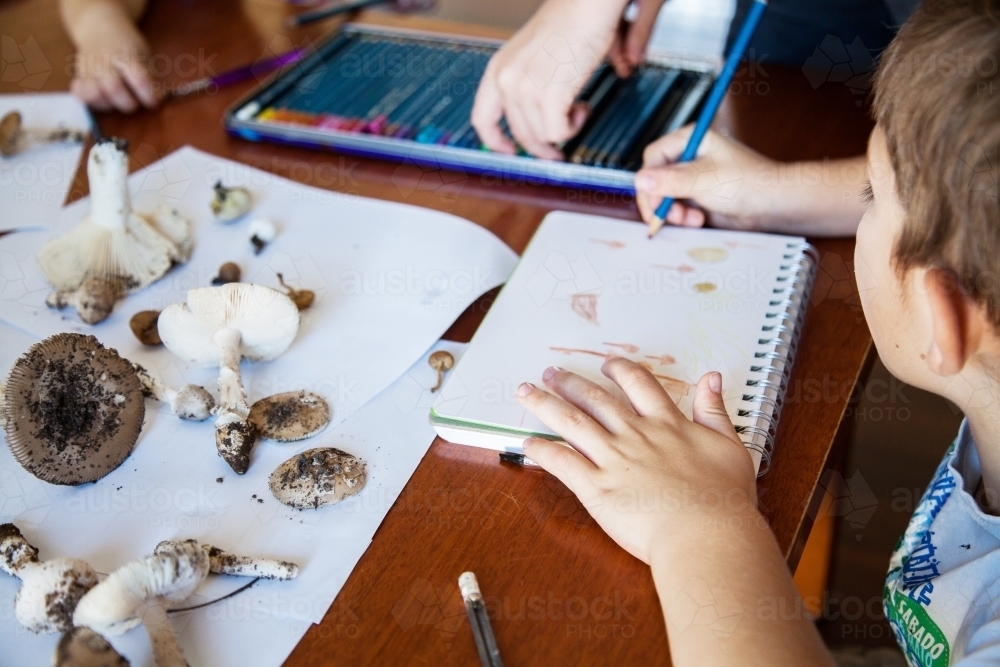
left=648, top=0, right=768, bottom=237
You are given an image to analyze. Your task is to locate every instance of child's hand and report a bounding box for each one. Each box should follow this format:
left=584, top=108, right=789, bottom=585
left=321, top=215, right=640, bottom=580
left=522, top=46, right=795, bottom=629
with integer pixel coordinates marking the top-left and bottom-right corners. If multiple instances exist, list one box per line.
left=635, top=126, right=778, bottom=230
left=608, top=0, right=664, bottom=78
left=515, top=358, right=757, bottom=564
left=70, top=19, right=159, bottom=112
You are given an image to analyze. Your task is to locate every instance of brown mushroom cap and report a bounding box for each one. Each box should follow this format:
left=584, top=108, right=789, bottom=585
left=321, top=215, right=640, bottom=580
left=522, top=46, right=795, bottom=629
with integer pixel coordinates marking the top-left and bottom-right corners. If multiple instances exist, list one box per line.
left=0, top=111, right=22, bottom=157
left=3, top=334, right=145, bottom=485
left=249, top=391, right=330, bottom=442
left=55, top=627, right=130, bottom=667
left=129, top=310, right=161, bottom=345
left=269, top=447, right=366, bottom=509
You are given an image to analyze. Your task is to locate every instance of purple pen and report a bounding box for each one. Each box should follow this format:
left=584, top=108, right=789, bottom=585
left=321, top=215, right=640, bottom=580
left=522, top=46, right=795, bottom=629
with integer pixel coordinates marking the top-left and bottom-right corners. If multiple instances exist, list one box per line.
left=167, top=49, right=306, bottom=99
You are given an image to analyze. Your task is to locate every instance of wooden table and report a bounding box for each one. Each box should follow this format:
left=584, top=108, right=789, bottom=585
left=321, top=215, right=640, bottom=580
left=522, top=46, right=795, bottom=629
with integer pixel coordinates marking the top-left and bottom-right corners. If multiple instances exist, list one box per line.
left=1, top=0, right=873, bottom=663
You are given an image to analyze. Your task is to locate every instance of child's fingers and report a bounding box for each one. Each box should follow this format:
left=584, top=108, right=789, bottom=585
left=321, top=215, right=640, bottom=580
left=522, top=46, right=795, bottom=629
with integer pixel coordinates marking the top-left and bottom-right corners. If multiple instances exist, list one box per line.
left=117, top=60, right=158, bottom=108
left=642, top=124, right=695, bottom=168
left=515, top=382, right=609, bottom=464
left=691, top=372, right=742, bottom=445
left=71, top=77, right=111, bottom=111
left=98, top=73, right=138, bottom=113
left=623, top=0, right=660, bottom=65
left=506, top=102, right=562, bottom=160
left=601, top=357, right=680, bottom=419
left=541, top=366, right=635, bottom=432
left=471, top=75, right=517, bottom=154
left=522, top=437, right=597, bottom=489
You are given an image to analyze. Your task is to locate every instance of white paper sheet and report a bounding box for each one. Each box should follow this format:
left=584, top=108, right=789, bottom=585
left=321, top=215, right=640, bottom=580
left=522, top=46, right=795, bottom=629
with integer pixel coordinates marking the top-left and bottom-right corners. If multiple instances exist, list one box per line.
left=0, top=93, right=90, bottom=232
left=0, top=317, right=468, bottom=667
left=0, top=145, right=516, bottom=439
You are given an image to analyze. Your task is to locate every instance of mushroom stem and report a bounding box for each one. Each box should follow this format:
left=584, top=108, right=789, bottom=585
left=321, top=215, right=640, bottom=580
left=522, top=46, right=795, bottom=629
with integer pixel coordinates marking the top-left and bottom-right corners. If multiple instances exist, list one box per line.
left=213, top=328, right=256, bottom=474
left=130, top=362, right=175, bottom=404
left=88, top=139, right=132, bottom=232
left=130, top=362, right=215, bottom=422
left=0, top=523, right=40, bottom=577
left=202, top=544, right=299, bottom=580
left=142, top=599, right=187, bottom=667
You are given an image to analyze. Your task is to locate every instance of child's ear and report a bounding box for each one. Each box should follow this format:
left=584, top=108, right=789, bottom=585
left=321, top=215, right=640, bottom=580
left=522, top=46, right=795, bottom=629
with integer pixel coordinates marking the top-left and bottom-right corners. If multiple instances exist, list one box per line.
left=924, top=268, right=984, bottom=376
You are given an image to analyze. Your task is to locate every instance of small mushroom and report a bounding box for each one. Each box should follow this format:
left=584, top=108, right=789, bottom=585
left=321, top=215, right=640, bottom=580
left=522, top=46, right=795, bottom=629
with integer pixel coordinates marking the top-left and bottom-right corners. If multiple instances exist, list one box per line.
left=73, top=540, right=208, bottom=667
left=248, top=391, right=330, bottom=442
left=157, top=284, right=300, bottom=474
left=269, top=447, right=367, bottom=510
left=0, top=523, right=99, bottom=633
left=54, top=627, right=131, bottom=667
left=37, top=140, right=192, bottom=300
left=211, top=262, right=241, bottom=286
left=0, top=110, right=86, bottom=157
left=129, top=310, right=161, bottom=345
left=248, top=218, right=277, bottom=254
left=276, top=273, right=314, bottom=310
left=129, top=361, right=215, bottom=421
left=45, top=276, right=118, bottom=325
left=2, top=333, right=145, bottom=485
left=154, top=539, right=298, bottom=580
left=428, top=350, right=454, bottom=392
left=210, top=181, right=252, bottom=221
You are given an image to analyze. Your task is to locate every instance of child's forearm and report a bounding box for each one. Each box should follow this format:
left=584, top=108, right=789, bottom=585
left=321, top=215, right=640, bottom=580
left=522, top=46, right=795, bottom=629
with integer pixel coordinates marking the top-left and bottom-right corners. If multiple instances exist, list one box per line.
left=60, top=0, right=147, bottom=47
left=650, top=512, right=835, bottom=667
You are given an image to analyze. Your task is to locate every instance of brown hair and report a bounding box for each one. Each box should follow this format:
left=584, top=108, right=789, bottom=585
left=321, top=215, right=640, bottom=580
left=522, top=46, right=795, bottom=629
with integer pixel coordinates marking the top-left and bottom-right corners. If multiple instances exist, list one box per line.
left=874, top=0, right=1000, bottom=324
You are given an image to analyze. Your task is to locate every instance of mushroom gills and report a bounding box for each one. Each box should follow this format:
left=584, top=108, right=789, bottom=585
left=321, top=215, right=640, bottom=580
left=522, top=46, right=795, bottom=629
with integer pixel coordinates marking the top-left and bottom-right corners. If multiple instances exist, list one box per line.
left=249, top=391, right=330, bottom=442
left=269, top=447, right=367, bottom=509
left=55, top=627, right=131, bottom=667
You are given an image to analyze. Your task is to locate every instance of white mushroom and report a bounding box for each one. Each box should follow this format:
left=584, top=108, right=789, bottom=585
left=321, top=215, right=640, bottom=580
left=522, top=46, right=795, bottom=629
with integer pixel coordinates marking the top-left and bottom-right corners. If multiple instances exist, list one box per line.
left=269, top=447, right=367, bottom=509
left=129, top=362, right=215, bottom=421
left=210, top=181, right=252, bottom=222
left=0, top=523, right=98, bottom=633
left=36, top=139, right=192, bottom=301
left=157, top=284, right=300, bottom=473
left=248, top=218, right=277, bottom=254
left=73, top=540, right=209, bottom=667
left=154, top=539, right=299, bottom=580
left=45, top=276, right=118, bottom=325
left=54, top=627, right=131, bottom=667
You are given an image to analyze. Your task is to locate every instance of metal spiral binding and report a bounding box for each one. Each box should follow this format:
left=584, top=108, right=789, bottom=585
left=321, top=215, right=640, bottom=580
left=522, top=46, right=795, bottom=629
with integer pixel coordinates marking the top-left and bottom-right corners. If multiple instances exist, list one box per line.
left=735, top=242, right=818, bottom=476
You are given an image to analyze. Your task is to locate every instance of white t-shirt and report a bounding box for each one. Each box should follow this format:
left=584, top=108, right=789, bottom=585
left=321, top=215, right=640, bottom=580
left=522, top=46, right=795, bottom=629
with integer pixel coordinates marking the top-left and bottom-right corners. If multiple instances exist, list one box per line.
left=885, top=419, right=1000, bottom=666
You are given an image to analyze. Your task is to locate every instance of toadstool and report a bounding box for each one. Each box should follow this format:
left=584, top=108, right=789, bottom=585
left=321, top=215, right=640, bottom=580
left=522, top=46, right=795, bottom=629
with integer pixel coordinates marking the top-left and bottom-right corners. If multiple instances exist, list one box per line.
left=211, top=262, right=241, bottom=286
left=248, top=391, right=330, bottom=442
left=156, top=284, right=300, bottom=473
left=129, top=362, right=215, bottom=421
left=269, top=447, right=367, bottom=510
left=276, top=273, right=314, bottom=310
left=0, top=523, right=99, bottom=633
left=0, top=110, right=86, bottom=157
left=154, top=539, right=299, bottom=580
left=2, top=333, right=145, bottom=485
left=46, top=276, right=118, bottom=325
left=36, top=139, right=192, bottom=306
left=248, top=218, right=277, bottom=254
left=54, top=627, right=131, bottom=667
left=73, top=540, right=209, bottom=667
left=210, top=181, right=252, bottom=221
left=129, top=310, right=161, bottom=345
left=428, top=350, right=454, bottom=393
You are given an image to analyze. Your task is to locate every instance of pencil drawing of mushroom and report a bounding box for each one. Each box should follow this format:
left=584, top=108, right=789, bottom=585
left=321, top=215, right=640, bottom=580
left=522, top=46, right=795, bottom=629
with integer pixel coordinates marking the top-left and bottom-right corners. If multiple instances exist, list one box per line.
left=46, top=276, right=118, bottom=325
left=210, top=181, right=252, bottom=221
left=129, top=361, right=215, bottom=421
left=269, top=447, right=367, bottom=510
left=276, top=273, right=315, bottom=310
left=129, top=310, right=161, bottom=345
left=570, top=292, right=599, bottom=324
left=0, top=523, right=99, bottom=633
left=0, top=110, right=86, bottom=157
left=154, top=539, right=299, bottom=580
left=73, top=540, right=209, bottom=667
left=249, top=218, right=277, bottom=254
left=248, top=391, right=330, bottom=442
left=36, top=139, right=192, bottom=320
left=686, top=246, right=728, bottom=263
left=428, top=350, right=453, bottom=392
left=603, top=342, right=640, bottom=354
left=54, top=627, right=131, bottom=667
left=157, top=284, right=300, bottom=473
left=2, top=333, right=145, bottom=485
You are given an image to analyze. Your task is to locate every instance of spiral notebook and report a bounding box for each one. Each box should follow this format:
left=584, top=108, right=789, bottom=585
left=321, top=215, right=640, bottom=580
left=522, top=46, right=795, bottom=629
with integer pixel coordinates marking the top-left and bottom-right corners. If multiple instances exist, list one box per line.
left=430, top=211, right=817, bottom=474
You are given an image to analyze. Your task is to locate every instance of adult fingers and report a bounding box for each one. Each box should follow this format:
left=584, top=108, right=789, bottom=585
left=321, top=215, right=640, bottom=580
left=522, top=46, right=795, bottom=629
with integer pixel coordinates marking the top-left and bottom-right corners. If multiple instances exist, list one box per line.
left=541, top=366, right=635, bottom=433
left=691, top=372, right=742, bottom=445
left=515, top=382, right=609, bottom=463
left=471, top=71, right=516, bottom=154
left=98, top=72, right=139, bottom=113
left=601, top=357, right=680, bottom=419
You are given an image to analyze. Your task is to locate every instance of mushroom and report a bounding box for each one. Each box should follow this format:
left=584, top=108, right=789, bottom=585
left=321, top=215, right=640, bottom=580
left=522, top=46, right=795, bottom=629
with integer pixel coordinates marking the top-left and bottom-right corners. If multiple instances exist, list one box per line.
left=276, top=273, right=315, bottom=310
left=73, top=540, right=208, bottom=667
left=154, top=539, right=299, bottom=580
left=210, top=181, right=252, bottom=221
left=36, top=139, right=192, bottom=304
left=45, top=276, right=118, bottom=325
left=2, top=333, right=145, bottom=485
left=248, top=218, right=277, bottom=254
left=129, top=361, right=215, bottom=421
left=0, top=110, right=86, bottom=157
left=54, top=627, right=131, bottom=667
left=248, top=391, right=330, bottom=442
left=428, top=350, right=454, bottom=392
left=211, top=262, right=241, bottom=286
left=269, top=447, right=367, bottom=510
left=157, top=284, right=300, bottom=473
left=0, top=523, right=99, bottom=633
left=129, top=310, right=161, bottom=345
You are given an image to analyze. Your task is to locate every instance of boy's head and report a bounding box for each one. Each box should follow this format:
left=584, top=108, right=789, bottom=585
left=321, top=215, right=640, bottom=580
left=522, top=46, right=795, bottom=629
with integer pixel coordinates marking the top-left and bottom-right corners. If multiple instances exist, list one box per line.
left=856, top=0, right=999, bottom=400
